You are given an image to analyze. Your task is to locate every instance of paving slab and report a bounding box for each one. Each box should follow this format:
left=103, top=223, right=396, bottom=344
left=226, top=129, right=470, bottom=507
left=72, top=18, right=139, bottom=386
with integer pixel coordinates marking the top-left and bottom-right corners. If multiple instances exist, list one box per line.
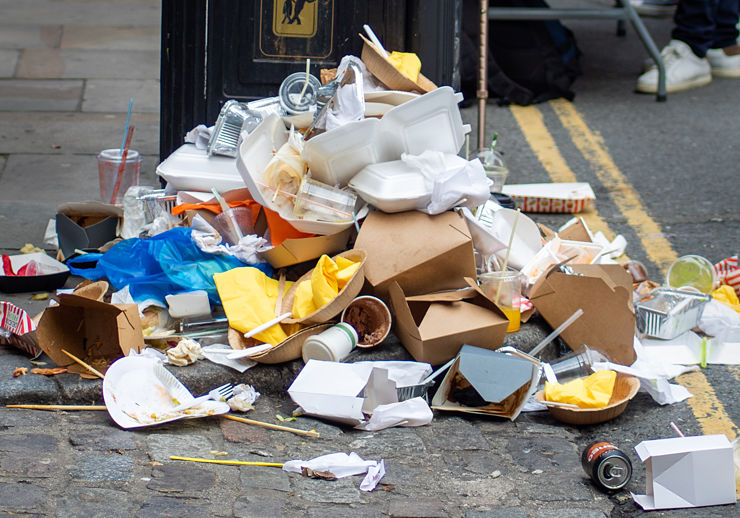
left=0, top=0, right=161, bottom=27
left=56, top=488, right=136, bottom=518
left=0, top=24, right=60, bottom=49
left=0, top=50, right=19, bottom=78
left=17, top=49, right=159, bottom=80
left=83, top=79, right=159, bottom=113
left=0, top=79, right=83, bottom=111
left=0, top=153, right=100, bottom=202
left=0, top=112, right=160, bottom=155
left=61, top=26, right=159, bottom=51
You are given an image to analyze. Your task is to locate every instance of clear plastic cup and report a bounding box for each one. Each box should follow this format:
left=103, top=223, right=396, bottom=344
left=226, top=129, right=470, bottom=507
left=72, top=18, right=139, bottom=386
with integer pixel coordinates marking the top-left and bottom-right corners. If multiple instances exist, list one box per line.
left=279, top=72, right=321, bottom=115
left=97, top=148, right=142, bottom=205
left=292, top=177, right=356, bottom=222
left=477, top=149, right=509, bottom=193
left=549, top=347, right=609, bottom=382
left=478, top=270, right=522, bottom=332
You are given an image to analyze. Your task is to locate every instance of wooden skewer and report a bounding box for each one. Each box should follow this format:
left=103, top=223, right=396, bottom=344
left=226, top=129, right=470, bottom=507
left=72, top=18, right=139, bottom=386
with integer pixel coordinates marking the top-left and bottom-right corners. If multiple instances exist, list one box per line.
left=221, top=414, right=320, bottom=438
left=61, top=349, right=105, bottom=379
left=170, top=456, right=283, bottom=468
left=6, top=404, right=106, bottom=411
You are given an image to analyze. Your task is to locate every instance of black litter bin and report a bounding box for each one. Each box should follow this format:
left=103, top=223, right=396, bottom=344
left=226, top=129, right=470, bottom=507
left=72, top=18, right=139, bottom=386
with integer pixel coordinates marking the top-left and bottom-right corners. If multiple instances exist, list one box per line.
left=160, top=0, right=461, bottom=161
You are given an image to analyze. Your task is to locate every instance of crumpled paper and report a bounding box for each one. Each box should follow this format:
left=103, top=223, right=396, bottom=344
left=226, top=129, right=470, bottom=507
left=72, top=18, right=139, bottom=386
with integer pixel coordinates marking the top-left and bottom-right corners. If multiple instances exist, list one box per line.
left=282, top=452, right=385, bottom=491
left=200, top=344, right=257, bottom=373
left=227, top=383, right=260, bottom=412
left=184, top=124, right=213, bottom=149
left=191, top=214, right=271, bottom=265
left=356, top=397, right=433, bottom=431
left=401, top=151, right=490, bottom=215
left=167, top=337, right=203, bottom=366
left=591, top=336, right=695, bottom=405
left=699, top=298, right=740, bottom=337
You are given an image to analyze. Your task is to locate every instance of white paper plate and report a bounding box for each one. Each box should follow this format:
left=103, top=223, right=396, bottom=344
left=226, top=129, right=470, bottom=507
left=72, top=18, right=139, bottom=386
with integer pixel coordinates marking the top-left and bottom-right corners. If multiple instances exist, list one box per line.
left=102, top=356, right=229, bottom=429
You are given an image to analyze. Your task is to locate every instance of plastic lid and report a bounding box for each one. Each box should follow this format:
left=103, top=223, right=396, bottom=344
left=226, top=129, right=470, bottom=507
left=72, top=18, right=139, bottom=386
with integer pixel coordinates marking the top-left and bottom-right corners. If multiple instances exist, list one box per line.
left=665, top=255, right=716, bottom=294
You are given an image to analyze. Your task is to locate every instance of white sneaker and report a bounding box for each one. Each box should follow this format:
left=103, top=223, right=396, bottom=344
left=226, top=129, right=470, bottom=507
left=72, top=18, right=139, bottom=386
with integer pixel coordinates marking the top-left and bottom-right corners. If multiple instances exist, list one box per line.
left=707, top=45, right=740, bottom=77
left=630, top=0, right=677, bottom=17
left=636, top=39, right=711, bottom=93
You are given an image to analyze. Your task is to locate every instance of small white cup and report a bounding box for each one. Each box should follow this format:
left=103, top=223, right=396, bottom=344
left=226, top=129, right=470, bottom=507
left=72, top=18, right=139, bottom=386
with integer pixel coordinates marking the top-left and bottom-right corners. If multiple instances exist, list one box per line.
left=302, top=323, right=358, bottom=363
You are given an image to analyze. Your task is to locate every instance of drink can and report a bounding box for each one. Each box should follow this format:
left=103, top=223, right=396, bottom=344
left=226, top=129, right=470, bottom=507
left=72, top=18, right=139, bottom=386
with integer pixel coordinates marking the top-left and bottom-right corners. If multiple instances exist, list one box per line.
left=581, top=441, right=632, bottom=491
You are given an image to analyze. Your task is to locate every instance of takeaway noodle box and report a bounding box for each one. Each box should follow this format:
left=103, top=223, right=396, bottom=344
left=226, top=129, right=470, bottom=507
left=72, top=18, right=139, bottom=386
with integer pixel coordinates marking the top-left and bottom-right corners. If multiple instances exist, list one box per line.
left=36, top=292, right=145, bottom=378
left=388, top=279, right=509, bottom=366
left=528, top=263, right=636, bottom=365
left=354, top=210, right=477, bottom=298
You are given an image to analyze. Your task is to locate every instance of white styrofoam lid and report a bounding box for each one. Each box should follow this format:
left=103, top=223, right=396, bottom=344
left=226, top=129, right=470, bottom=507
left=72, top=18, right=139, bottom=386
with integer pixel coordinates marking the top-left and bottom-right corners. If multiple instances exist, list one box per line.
left=381, top=86, right=470, bottom=156
left=348, top=160, right=430, bottom=200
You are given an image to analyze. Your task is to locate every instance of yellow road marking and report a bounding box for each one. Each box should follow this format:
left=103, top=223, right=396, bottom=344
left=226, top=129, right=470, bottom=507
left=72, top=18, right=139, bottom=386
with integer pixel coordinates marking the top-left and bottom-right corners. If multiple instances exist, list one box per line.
left=730, top=365, right=740, bottom=382
left=511, top=100, right=738, bottom=446
left=549, top=99, right=677, bottom=273
left=509, top=105, right=614, bottom=240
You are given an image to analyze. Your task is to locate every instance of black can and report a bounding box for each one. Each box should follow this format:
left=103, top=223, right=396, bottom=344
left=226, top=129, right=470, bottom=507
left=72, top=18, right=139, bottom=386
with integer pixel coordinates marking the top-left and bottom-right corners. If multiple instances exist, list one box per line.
left=581, top=441, right=632, bottom=492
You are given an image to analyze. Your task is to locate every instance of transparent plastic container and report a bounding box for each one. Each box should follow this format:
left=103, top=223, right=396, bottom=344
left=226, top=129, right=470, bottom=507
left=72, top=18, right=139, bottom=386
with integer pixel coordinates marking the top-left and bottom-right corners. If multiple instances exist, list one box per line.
left=665, top=255, right=716, bottom=294
left=477, top=149, right=509, bottom=193
left=278, top=72, right=321, bottom=115
left=292, top=177, right=356, bottom=223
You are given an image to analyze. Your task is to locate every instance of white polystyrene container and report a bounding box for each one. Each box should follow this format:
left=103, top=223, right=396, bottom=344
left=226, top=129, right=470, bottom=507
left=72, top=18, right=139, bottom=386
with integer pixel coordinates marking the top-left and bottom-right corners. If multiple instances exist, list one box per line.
left=348, top=160, right=431, bottom=213
left=302, top=118, right=396, bottom=187
left=381, top=86, right=471, bottom=156
left=156, top=144, right=246, bottom=193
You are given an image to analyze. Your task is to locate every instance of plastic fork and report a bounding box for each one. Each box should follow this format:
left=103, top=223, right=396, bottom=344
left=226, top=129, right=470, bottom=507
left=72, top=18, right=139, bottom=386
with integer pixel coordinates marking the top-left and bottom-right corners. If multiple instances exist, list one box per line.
left=172, top=383, right=234, bottom=412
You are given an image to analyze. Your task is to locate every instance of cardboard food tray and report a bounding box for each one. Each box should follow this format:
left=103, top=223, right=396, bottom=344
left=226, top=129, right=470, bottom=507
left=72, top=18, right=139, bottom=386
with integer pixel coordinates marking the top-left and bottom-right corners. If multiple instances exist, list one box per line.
left=228, top=323, right=334, bottom=364
left=534, top=373, right=640, bottom=425
left=360, top=35, right=436, bottom=94
left=502, top=183, right=595, bottom=214
left=280, top=249, right=367, bottom=325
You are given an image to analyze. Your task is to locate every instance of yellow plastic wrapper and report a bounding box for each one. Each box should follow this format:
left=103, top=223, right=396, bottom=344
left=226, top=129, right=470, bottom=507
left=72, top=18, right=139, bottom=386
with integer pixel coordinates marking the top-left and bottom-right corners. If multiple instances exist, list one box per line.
left=545, top=370, right=617, bottom=409
left=711, top=284, right=740, bottom=313
left=387, top=51, right=421, bottom=82
left=214, top=267, right=302, bottom=345
left=292, top=255, right=361, bottom=319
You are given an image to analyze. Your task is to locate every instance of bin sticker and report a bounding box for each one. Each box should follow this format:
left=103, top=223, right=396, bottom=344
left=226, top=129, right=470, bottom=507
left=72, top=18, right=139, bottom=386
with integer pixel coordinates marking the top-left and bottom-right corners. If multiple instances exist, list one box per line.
left=273, top=0, right=318, bottom=38
left=259, top=0, right=334, bottom=60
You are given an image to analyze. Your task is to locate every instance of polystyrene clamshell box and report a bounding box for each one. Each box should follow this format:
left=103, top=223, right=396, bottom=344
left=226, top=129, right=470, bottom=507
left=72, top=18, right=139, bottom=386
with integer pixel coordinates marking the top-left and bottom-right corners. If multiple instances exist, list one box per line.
left=156, top=144, right=246, bottom=193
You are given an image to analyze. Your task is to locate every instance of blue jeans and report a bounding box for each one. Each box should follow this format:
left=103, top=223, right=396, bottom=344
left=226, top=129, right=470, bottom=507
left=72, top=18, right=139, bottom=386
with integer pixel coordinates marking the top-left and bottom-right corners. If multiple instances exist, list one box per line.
left=673, top=0, right=740, bottom=57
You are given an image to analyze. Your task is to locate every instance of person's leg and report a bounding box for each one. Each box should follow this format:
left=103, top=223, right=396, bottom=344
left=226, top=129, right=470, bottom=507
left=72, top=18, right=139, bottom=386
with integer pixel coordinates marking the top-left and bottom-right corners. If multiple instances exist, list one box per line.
left=706, top=0, right=740, bottom=76
left=672, top=0, right=721, bottom=57
left=711, top=0, right=739, bottom=48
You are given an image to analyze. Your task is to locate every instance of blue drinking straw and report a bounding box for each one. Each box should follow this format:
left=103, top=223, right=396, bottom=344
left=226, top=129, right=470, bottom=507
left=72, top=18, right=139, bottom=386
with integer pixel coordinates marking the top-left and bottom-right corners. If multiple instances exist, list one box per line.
left=120, top=98, right=133, bottom=154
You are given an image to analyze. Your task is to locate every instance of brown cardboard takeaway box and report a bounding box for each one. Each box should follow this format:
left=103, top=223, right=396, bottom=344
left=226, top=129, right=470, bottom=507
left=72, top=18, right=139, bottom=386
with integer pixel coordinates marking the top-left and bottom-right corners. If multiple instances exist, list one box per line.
left=388, top=279, right=509, bottom=366
left=36, top=287, right=145, bottom=378
left=528, top=263, right=636, bottom=365
left=354, top=210, right=477, bottom=298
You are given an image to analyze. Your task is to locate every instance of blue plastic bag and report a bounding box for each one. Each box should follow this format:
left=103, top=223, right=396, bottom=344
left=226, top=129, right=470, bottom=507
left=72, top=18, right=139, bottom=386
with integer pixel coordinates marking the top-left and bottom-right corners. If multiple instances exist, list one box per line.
left=67, top=227, right=271, bottom=305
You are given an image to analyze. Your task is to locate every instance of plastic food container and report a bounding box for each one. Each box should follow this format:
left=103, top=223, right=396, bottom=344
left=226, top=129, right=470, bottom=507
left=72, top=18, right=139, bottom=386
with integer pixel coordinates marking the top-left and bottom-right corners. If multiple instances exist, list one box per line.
left=348, top=160, right=430, bottom=213
left=635, top=288, right=711, bottom=339
left=665, top=255, right=717, bottom=294
left=156, top=143, right=246, bottom=193
left=293, top=177, right=356, bottom=222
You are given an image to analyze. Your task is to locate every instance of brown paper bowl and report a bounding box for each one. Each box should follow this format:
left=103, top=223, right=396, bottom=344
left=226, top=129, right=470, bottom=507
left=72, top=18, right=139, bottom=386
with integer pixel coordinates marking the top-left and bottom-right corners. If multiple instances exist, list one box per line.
left=280, top=249, right=367, bottom=325
left=360, top=35, right=437, bottom=94
left=227, top=323, right=334, bottom=364
left=535, top=374, right=640, bottom=426
left=340, top=295, right=392, bottom=348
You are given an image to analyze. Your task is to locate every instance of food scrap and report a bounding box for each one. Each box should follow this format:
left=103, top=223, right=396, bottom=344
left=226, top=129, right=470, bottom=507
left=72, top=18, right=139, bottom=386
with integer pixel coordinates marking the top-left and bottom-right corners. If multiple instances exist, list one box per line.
left=13, top=367, right=28, bottom=377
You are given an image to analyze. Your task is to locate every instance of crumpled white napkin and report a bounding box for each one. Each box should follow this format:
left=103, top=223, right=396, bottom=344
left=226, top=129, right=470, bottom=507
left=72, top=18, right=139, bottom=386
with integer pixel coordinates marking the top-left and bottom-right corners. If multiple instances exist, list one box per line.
left=282, top=452, right=385, bottom=491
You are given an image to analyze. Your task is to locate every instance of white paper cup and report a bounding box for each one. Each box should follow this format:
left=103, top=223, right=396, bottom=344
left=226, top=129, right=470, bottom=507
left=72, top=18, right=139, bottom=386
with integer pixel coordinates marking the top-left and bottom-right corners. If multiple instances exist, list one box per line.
left=301, top=323, right=358, bottom=362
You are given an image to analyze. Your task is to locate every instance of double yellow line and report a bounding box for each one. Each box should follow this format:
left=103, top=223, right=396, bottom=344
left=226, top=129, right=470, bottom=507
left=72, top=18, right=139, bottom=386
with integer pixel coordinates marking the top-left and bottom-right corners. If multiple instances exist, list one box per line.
left=509, top=100, right=738, bottom=444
